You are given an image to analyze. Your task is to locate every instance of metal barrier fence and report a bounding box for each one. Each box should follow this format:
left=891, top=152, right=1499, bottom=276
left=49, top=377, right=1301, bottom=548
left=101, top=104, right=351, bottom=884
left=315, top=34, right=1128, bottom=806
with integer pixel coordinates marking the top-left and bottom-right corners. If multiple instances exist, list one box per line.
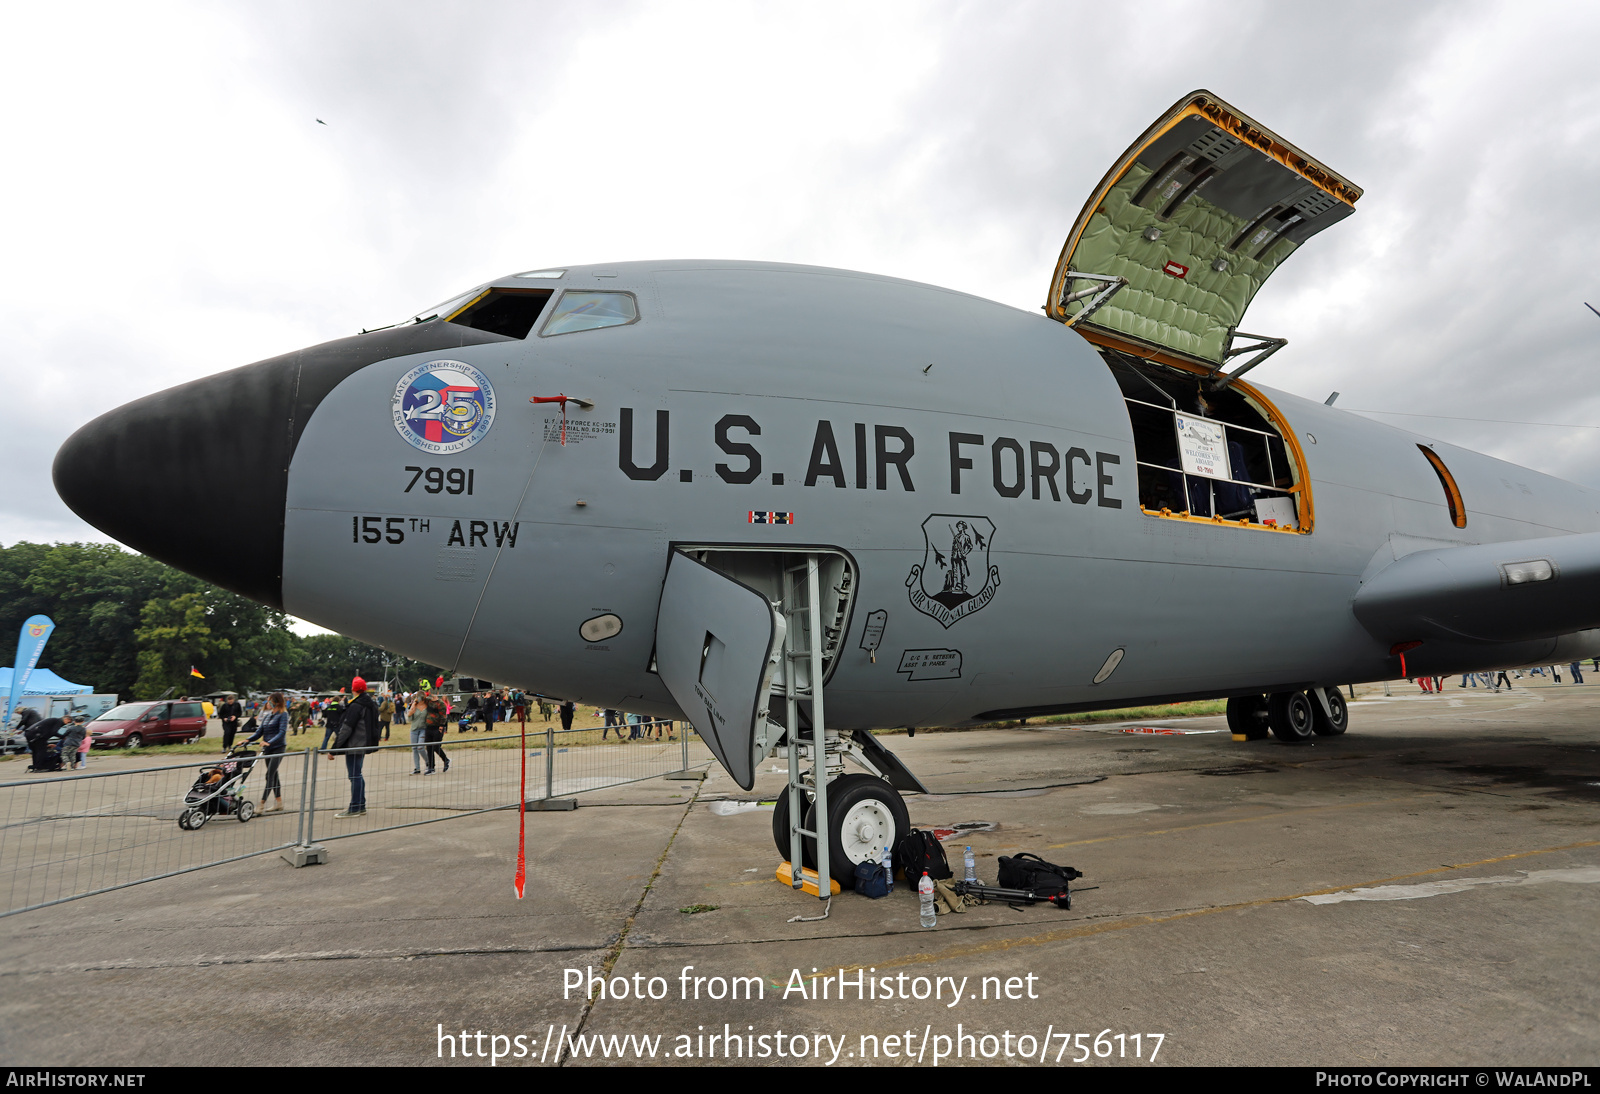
left=0, top=752, right=308, bottom=917
left=0, top=720, right=710, bottom=917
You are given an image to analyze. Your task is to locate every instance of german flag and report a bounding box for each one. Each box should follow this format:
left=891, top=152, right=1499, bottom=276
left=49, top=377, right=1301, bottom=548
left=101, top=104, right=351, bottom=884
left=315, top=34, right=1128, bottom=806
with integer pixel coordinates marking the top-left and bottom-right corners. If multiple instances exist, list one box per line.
left=190, top=666, right=205, bottom=679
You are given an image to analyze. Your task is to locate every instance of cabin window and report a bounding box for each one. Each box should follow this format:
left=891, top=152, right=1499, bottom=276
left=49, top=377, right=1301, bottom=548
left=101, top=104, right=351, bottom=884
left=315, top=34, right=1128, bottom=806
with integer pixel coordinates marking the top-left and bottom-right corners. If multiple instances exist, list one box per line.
left=1108, top=354, right=1305, bottom=531
left=443, top=288, right=555, bottom=339
left=540, top=291, right=639, bottom=336
left=1417, top=445, right=1467, bottom=528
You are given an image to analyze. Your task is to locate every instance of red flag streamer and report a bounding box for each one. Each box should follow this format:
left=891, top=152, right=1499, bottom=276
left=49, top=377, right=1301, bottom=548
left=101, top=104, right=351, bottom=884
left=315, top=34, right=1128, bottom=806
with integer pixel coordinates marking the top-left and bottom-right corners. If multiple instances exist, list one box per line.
left=514, top=705, right=527, bottom=898
left=529, top=394, right=577, bottom=445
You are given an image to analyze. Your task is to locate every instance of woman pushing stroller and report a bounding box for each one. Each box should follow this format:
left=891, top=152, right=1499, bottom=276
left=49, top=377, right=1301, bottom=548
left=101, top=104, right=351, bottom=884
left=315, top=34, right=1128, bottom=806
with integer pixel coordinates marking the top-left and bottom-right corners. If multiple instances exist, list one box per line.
left=242, top=692, right=289, bottom=813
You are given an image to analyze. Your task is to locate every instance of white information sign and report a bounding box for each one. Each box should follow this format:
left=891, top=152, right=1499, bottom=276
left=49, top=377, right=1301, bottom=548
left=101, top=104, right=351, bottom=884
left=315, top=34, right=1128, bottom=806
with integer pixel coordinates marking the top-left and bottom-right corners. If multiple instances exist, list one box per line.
left=1174, top=416, right=1228, bottom=479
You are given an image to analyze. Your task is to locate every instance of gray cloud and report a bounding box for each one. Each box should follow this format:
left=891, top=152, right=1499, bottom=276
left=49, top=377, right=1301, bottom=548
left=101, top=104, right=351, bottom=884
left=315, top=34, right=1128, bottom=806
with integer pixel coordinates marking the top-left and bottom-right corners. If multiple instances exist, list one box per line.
left=6, top=0, right=1598, bottom=548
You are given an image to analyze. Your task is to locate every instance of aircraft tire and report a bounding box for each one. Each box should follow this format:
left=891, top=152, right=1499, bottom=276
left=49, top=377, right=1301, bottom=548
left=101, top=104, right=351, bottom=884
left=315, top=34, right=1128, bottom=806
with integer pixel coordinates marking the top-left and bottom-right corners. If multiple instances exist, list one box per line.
left=771, top=791, right=816, bottom=869
left=1311, top=688, right=1348, bottom=735
left=1225, top=696, right=1270, bottom=740
left=804, top=774, right=909, bottom=891
left=1268, top=691, right=1316, bottom=742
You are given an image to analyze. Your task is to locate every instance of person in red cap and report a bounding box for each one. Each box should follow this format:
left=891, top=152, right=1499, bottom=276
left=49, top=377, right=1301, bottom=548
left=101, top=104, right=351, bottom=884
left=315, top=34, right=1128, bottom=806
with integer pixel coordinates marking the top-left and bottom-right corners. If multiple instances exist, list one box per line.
left=332, top=676, right=380, bottom=818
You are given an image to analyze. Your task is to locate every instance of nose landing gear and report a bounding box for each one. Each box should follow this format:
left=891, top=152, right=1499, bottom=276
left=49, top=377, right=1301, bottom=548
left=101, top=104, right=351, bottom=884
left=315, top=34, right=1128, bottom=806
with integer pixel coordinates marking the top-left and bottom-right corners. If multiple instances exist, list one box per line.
left=773, top=772, right=910, bottom=884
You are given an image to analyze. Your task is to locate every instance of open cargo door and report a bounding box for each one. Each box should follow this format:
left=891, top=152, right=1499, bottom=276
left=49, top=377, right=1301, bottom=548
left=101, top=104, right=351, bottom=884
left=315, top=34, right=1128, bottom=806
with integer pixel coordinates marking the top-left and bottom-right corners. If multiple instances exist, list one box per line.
left=654, top=551, right=785, bottom=790
left=1048, top=90, right=1360, bottom=382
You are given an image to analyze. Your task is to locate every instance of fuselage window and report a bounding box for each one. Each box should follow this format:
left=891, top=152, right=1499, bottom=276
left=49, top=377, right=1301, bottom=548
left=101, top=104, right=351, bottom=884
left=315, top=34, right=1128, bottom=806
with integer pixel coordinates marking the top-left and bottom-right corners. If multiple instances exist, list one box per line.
left=445, top=288, right=554, bottom=339
left=1108, top=354, right=1303, bottom=531
left=1417, top=444, right=1467, bottom=528
left=540, top=291, right=639, bottom=336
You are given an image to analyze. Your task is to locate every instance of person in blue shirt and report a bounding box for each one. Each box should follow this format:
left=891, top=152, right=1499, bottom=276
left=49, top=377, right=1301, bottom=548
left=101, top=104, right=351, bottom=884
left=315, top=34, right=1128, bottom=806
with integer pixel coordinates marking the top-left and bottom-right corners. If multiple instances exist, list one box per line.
left=244, top=692, right=290, bottom=813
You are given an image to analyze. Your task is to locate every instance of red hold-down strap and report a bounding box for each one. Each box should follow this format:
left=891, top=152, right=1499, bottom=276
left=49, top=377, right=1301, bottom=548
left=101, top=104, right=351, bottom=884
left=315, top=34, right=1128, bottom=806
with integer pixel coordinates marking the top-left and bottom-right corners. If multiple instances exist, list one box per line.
left=1390, top=640, right=1423, bottom=678
left=514, top=707, right=527, bottom=899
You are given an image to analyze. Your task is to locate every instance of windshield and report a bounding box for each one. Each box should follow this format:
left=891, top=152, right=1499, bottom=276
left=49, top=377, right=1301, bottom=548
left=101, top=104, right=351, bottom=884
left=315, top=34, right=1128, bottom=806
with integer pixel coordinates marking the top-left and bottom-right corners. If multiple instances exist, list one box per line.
left=94, top=703, right=155, bottom=722
left=541, top=291, right=638, bottom=336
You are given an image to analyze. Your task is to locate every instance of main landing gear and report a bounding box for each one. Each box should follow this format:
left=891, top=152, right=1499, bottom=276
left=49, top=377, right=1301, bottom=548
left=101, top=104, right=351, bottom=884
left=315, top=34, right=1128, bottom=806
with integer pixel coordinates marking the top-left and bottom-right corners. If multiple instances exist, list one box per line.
left=1227, top=687, right=1348, bottom=742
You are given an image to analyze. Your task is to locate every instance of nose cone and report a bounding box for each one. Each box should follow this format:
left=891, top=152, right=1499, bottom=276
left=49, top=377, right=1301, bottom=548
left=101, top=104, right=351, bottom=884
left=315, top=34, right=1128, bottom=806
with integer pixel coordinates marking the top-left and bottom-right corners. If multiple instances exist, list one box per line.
left=53, top=355, right=300, bottom=607
left=53, top=323, right=517, bottom=609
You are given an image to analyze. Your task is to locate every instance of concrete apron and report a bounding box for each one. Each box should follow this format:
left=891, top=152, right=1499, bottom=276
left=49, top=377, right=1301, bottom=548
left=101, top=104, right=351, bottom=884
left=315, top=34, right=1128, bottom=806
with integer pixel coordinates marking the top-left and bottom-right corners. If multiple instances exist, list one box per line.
left=2, top=683, right=1598, bottom=1066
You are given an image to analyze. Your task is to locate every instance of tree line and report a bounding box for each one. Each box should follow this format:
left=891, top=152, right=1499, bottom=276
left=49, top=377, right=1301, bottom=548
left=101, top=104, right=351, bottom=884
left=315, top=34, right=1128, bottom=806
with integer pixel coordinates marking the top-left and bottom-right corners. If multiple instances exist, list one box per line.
left=0, top=542, right=444, bottom=699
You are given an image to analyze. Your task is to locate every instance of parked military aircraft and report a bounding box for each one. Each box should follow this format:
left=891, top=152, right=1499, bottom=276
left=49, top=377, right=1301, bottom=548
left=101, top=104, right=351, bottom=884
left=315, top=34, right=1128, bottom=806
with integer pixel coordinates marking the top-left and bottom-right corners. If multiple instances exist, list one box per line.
left=53, top=91, right=1600, bottom=892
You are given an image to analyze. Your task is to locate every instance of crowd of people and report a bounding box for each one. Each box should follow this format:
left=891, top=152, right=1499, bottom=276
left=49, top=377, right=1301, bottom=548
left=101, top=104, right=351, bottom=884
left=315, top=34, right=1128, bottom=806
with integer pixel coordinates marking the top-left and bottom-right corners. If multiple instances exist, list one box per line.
left=11, top=675, right=680, bottom=821
left=1409, top=658, right=1598, bottom=692
left=598, top=708, right=675, bottom=741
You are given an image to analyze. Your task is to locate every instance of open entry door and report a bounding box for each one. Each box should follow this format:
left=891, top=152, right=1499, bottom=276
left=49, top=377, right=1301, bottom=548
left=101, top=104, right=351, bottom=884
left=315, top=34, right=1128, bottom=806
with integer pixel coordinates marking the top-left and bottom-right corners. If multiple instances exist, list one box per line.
left=1047, top=90, right=1361, bottom=381
left=654, top=551, right=785, bottom=790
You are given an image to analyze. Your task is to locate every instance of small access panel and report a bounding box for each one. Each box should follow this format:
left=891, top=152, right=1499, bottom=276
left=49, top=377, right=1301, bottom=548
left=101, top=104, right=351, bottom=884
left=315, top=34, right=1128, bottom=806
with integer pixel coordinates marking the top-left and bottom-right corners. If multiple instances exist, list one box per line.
left=653, top=551, right=786, bottom=790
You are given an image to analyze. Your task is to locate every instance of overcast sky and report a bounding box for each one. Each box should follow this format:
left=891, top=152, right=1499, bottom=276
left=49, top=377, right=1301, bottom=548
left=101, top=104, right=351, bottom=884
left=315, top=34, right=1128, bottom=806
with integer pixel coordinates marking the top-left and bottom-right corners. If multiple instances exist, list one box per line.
left=5, top=0, right=1599, bottom=556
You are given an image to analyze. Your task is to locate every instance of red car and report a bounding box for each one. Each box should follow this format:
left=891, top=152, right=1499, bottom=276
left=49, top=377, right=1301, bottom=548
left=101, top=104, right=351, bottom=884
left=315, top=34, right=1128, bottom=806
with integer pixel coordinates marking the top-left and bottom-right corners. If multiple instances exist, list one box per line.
left=89, top=701, right=208, bottom=748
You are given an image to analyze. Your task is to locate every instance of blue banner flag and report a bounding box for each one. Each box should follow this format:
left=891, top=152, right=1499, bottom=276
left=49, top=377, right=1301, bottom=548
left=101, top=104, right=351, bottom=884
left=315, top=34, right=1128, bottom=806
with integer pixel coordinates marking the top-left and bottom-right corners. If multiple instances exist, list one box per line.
left=3, top=615, right=56, bottom=727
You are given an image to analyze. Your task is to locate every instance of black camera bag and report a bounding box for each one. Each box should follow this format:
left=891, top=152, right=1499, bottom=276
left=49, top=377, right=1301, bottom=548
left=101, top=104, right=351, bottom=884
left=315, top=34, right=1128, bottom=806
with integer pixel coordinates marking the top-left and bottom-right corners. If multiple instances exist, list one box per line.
left=997, top=853, right=1082, bottom=896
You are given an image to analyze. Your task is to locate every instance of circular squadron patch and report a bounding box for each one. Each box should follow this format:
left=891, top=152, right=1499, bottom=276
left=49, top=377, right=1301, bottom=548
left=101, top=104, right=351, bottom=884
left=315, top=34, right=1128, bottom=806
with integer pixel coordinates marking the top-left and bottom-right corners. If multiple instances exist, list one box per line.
left=392, top=360, right=496, bottom=454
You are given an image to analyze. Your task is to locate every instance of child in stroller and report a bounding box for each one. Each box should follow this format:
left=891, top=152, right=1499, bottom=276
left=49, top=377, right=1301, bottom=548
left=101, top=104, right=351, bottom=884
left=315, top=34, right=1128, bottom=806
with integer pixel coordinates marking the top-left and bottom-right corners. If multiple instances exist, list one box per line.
left=178, top=748, right=258, bottom=829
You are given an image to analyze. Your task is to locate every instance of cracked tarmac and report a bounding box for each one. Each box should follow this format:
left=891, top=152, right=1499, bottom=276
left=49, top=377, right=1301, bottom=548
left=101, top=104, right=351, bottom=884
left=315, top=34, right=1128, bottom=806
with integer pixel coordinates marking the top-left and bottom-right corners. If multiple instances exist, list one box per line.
left=2, top=681, right=1597, bottom=1066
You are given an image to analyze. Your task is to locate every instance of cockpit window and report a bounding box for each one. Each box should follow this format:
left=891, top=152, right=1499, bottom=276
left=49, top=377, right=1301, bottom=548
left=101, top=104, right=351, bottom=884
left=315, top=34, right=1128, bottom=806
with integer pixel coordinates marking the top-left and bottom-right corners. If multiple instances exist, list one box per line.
left=540, top=291, right=638, bottom=336
left=444, top=288, right=553, bottom=339
left=406, top=287, right=484, bottom=326
left=1108, top=353, right=1307, bottom=531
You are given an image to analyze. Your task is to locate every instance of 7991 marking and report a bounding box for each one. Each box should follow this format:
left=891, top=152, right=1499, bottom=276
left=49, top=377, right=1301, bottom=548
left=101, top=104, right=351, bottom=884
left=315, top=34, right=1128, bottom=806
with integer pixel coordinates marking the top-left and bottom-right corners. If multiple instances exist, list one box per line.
left=404, top=466, right=475, bottom=495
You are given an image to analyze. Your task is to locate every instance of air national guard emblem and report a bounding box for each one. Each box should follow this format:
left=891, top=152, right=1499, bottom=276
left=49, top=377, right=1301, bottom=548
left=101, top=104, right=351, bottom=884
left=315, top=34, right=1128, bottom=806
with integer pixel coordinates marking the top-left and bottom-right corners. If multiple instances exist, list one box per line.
left=393, top=360, right=496, bottom=454
left=906, top=515, right=1000, bottom=628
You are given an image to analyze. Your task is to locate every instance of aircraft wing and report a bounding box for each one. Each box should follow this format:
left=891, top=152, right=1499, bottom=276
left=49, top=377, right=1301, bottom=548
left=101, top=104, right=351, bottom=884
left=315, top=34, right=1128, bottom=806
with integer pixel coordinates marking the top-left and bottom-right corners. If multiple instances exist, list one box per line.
left=1047, top=90, right=1360, bottom=374
left=1354, top=533, right=1600, bottom=645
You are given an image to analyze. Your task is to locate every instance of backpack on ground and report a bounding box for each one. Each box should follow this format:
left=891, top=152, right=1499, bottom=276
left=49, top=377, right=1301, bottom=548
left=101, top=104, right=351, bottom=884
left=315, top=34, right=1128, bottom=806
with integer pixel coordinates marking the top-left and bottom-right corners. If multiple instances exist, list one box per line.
left=893, top=828, right=952, bottom=882
left=996, top=853, right=1082, bottom=896
left=853, top=860, right=891, bottom=898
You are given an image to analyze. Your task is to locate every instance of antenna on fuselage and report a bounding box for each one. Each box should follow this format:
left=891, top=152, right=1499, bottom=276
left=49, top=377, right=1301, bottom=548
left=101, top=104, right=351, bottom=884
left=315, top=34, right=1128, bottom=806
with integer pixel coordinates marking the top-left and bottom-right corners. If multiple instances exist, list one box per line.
left=1586, top=302, right=1600, bottom=319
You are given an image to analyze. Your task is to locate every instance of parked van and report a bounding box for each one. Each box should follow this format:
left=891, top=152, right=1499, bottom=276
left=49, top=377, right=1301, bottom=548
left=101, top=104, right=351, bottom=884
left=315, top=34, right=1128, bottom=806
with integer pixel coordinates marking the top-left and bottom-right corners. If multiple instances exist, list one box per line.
left=89, top=701, right=208, bottom=748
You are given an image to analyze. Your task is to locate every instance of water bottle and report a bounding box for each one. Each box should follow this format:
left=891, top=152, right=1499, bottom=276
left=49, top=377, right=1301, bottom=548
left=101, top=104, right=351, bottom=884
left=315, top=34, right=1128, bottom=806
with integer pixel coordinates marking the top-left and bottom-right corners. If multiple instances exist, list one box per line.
left=918, top=871, right=936, bottom=928
left=881, top=845, right=894, bottom=893
left=964, top=845, right=977, bottom=884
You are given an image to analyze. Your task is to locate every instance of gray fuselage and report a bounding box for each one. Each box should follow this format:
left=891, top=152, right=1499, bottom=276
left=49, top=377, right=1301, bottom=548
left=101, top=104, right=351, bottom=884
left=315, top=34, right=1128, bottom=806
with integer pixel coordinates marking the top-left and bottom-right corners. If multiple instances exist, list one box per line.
left=271, top=260, right=1600, bottom=725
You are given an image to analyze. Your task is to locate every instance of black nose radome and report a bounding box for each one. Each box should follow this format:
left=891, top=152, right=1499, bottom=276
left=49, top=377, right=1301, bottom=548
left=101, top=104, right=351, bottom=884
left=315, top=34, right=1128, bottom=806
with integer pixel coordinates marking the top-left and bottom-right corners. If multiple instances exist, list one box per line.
left=53, top=322, right=515, bottom=609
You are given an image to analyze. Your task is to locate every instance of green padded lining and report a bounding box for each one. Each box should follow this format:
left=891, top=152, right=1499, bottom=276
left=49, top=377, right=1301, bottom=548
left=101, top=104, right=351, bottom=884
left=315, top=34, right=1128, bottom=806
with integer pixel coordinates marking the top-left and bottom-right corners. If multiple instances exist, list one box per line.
left=1064, top=162, right=1299, bottom=365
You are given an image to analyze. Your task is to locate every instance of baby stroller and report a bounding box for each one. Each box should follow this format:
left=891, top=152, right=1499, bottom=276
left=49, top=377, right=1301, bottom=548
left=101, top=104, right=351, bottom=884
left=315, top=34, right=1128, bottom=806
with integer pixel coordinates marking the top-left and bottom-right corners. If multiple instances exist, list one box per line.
left=27, top=733, right=64, bottom=773
left=22, top=713, right=64, bottom=773
left=178, top=748, right=257, bottom=829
